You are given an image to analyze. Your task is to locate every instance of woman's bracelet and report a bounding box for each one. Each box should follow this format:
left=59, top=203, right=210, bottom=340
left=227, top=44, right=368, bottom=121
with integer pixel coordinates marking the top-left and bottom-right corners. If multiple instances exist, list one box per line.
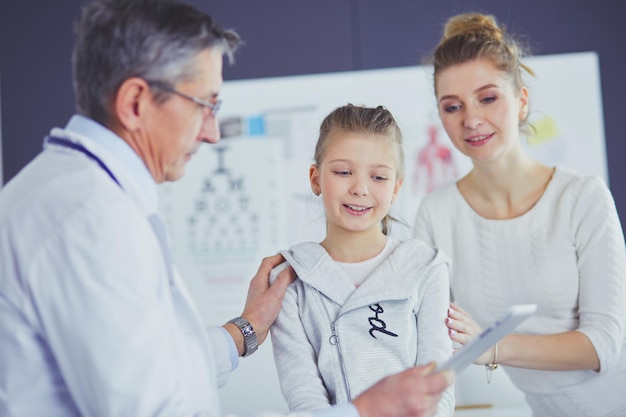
left=485, top=343, right=499, bottom=383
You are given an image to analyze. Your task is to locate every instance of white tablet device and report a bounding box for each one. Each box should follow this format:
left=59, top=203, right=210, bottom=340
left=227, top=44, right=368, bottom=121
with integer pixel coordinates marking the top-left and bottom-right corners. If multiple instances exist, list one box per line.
left=435, top=304, right=537, bottom=374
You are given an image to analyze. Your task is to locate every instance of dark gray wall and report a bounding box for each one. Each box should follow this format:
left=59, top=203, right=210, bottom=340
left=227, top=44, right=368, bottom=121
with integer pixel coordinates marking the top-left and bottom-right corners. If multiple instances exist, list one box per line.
left=2, top=1, right=625, bottom=219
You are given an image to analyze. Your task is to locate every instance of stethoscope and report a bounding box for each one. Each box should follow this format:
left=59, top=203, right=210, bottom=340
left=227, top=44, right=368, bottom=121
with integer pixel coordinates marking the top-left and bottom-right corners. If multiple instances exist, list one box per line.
left=46, top=134, right=218, bottom=396
left=46, top=136, right=122, bottom=189
left=46, top=134, right=176, bottom=285
left=46, top=136, right=217, bottom=386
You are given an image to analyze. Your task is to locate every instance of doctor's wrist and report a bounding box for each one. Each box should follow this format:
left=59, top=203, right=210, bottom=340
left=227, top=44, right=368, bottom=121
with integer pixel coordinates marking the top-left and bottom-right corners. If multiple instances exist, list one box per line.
left=225, top=316, right=258, bottom=357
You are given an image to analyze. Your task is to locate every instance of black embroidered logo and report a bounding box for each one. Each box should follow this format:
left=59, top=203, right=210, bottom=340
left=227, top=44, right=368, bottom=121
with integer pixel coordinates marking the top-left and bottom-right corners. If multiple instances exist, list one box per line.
left=368, top=303, right=398, bottom=339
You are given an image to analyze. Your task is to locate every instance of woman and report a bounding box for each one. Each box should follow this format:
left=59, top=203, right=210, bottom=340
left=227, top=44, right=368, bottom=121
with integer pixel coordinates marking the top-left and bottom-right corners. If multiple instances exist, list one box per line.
left=413, top=12, right=626, bottom=417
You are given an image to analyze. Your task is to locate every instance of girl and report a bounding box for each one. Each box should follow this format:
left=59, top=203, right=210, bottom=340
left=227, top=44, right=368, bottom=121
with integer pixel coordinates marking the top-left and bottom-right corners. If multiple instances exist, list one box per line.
left=414, top=13, right=626, bottom=417
left=270, top=104, right=454, bottom=416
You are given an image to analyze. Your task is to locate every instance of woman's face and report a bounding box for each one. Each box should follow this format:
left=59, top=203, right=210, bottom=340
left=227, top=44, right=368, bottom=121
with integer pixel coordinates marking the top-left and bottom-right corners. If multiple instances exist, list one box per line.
left=435, top=58, right=528, bottom=164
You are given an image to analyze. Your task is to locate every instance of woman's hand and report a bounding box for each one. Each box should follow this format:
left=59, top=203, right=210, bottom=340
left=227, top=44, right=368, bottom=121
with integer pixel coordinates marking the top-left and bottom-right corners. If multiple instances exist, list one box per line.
left=446, top=303, right=494, bottom=365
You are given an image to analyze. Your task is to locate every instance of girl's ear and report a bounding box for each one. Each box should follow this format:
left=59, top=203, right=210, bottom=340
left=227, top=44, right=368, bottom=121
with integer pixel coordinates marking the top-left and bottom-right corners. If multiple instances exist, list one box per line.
left=309, top=164, right=321, bottom=196
left=391, top=177, right=404, bottom=202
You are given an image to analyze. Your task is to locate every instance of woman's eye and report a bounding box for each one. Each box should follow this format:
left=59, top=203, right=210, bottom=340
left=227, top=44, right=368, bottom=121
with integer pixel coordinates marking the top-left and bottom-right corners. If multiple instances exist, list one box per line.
left=333, top=171, right=350, bottom=176
left=443, top=104, right=460, bottom=113
left=373, top=176, right=388, bottom=181
left=482, top=96, right=496, bottom=104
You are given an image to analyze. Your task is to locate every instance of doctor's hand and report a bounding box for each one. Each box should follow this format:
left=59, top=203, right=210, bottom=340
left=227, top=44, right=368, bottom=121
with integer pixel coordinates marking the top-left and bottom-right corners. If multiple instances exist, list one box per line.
left=238, top=254, right=295, bottom=348
left=352, top=363, right=454, bottom=417
left=446, top=303, right=493, bottom=365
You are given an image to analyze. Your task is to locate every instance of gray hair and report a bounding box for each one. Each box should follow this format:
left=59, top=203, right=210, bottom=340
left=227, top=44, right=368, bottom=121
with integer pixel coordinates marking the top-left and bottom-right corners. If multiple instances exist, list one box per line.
left=72, top=0, right=240, bottom=125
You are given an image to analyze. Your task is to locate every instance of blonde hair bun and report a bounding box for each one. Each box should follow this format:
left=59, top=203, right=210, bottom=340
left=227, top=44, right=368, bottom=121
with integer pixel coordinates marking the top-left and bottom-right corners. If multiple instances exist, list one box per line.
left=443, top=13, right=503, bottom=42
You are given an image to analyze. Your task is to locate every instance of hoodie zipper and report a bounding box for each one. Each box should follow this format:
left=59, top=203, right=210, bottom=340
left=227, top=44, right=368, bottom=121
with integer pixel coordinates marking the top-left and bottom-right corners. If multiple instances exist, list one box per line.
left=314, top=287, right=352, bottom=401
left=329, top=320, right=352, bottom=400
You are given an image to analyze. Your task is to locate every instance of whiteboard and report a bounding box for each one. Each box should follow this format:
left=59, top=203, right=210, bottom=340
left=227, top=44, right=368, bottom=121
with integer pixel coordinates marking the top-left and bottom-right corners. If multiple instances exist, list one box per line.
left=157, top=52, right=606, bottom=414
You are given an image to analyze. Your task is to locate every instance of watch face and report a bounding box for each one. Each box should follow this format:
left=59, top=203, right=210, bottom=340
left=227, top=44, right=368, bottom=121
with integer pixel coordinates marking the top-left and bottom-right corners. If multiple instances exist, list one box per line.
left=242, top=325, right=254, bottom=337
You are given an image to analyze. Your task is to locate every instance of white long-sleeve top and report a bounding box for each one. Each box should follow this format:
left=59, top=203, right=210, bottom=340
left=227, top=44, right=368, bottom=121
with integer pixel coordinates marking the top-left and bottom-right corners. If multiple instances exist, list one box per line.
left=270, top=239, right=455, bottom=416
left=414, top=167, right=626, bottom=417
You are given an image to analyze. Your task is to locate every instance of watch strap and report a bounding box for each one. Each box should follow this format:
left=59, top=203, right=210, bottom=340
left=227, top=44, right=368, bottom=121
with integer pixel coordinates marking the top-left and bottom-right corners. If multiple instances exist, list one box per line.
left=227, top=316, right=258, bottom=357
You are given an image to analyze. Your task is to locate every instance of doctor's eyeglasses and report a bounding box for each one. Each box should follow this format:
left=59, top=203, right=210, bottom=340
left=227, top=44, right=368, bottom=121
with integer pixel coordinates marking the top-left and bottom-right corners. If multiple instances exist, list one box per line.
left=146, top=80, right=221, bottom=117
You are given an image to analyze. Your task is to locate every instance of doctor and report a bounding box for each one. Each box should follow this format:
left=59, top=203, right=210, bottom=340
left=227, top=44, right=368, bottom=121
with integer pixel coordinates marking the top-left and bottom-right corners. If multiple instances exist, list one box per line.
left=0, top=0, right=452, bottom=416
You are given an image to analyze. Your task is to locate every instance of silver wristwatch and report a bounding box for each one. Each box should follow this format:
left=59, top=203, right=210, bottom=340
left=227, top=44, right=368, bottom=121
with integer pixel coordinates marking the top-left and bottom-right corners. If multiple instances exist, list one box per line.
left=227, top=316, right=258, bottom=357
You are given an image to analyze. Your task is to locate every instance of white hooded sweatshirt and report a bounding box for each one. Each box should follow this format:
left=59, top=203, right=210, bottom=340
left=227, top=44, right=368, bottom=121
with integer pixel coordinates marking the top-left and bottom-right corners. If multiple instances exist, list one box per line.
left=270, top=238, right=455, bottom=416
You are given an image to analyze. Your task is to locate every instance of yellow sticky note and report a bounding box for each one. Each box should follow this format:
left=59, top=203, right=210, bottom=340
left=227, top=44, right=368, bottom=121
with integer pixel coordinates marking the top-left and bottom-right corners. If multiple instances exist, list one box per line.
left=528, top=116, right=558, bottom=146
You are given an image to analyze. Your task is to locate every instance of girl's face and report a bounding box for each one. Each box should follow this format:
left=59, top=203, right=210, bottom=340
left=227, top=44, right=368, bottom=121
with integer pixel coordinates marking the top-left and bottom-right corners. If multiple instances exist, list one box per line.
left=435, top=58, right=528, bottom=164
left=310, top=130, right=402, bottom=238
